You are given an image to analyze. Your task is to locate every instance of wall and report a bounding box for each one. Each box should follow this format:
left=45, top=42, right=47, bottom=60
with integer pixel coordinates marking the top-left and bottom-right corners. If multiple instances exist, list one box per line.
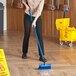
left=0, top=0, right=7, bottom=30
left=7, top=0, right=24, bottom=32
left=7, top=0, right=76, bottom=35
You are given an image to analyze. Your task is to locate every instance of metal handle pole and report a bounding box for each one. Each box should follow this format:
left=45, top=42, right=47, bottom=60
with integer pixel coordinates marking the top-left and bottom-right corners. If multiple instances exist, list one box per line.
left=20, top=0, right=22, bottom=8
left=57, top=0, right=59, bottom=9
left=52, top=0, right=54, bottom=9
left=11, top=0, right=13, bottom=7
left=68, top=0, right=70, bottom=10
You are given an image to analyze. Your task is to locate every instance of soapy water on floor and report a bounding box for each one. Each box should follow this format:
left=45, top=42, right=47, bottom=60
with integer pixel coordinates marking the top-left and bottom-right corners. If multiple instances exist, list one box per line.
left=38, top=70, right=53, bottom=76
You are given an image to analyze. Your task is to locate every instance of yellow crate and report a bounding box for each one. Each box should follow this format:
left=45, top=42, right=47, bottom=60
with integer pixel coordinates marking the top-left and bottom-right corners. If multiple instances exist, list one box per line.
left=56, top=18, right=70, bottom=30
left=60, top=27, right=76, bottom=42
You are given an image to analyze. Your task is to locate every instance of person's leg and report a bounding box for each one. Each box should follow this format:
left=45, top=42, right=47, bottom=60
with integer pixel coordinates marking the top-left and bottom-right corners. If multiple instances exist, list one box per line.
left=36, top=16, right=44, bottom=56
left=36, top=16, right=47, bottom=62
left=22, top=13, right=31, bottom=58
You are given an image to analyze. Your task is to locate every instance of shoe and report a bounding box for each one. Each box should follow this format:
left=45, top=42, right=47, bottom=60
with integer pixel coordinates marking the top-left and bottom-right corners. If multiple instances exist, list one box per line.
left=39, top=57, right=47, bottom=62
left=22, top=54, right=27, bottom=59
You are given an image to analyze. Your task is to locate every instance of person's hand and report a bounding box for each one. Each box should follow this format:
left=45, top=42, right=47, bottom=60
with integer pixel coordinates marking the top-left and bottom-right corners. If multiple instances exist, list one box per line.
left=22, top=0, right=29, bottom=12
left=22, top=0, right=24, bottom=3
left=25, top=5, right=29, bottom=12
left=26, top=5, right=29, bottom=11
left=32, top=20, right=36, bottom=27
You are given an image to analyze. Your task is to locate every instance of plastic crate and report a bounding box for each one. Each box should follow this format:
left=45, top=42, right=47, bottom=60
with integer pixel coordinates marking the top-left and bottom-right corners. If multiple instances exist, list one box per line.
left=56, top=18, right=70, bottom=30
left=59, top=27, right=76, bottom=47
left=60, top=27, right=76, bottom=42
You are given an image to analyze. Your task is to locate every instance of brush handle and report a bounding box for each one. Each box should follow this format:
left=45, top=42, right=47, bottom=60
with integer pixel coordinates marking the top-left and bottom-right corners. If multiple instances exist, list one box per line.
left=63, top=8, right=66, bottom=18
left=28, top=9, right=44, bottom=60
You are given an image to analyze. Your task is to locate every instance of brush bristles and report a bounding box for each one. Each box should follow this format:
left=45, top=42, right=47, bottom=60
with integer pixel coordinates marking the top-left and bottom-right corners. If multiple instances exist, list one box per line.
left=38, top=64, right=51, bottom=70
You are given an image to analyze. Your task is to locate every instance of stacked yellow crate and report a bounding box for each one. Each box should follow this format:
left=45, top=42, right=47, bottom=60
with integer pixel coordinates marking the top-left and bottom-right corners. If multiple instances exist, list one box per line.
left=56, top=18, right=76, bottom=47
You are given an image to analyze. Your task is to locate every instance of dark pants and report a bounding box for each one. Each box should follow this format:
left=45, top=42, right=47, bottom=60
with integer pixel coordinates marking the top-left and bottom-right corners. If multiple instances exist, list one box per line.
left=22, top=13, right=44, bottom=57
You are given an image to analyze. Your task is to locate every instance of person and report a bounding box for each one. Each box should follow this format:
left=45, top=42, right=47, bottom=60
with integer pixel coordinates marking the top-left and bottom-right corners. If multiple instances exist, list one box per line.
left=22, top=0, right=47, bottom=62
